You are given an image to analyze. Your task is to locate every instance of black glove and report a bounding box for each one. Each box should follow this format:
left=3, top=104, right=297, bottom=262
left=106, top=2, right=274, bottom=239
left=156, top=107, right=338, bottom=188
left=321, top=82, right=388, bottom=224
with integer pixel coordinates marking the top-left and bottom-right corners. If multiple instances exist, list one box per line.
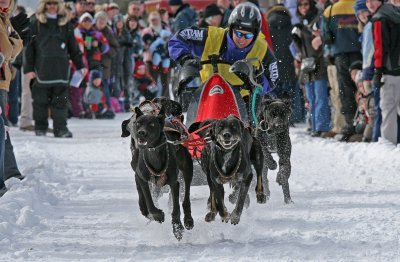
left=178, top=54, right=195, bottom=67
left=372, top=69, right=383, bottom=88
left=10, top=13, right=30, bottom=43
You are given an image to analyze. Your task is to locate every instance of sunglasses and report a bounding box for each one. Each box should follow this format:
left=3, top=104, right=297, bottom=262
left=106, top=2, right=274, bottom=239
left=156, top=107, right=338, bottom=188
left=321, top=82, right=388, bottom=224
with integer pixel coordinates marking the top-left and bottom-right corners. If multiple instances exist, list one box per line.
left=299, top=3, right=310, bottom=7
left=233, top=30, right=254, bottom=39
left=87, top=2, right=95, bottom=6
left=46, top=1, right=59, bottom=5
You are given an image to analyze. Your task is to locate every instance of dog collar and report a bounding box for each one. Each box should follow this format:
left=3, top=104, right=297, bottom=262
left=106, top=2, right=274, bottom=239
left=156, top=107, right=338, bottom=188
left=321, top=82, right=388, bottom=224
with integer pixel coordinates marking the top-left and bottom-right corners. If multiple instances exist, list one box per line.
left=142, top=144, right=169, bottom=188
left=213, top=145, right=242, bottom=184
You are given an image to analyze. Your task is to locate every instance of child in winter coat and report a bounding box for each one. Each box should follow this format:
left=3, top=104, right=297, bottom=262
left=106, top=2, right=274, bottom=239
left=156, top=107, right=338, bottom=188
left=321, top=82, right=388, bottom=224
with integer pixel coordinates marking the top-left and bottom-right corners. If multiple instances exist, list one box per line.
left=133, top=61, right=157, bottom=102
left=84, top=70, right=115, bottom=119
left=350, top=61, right=374, bottom=142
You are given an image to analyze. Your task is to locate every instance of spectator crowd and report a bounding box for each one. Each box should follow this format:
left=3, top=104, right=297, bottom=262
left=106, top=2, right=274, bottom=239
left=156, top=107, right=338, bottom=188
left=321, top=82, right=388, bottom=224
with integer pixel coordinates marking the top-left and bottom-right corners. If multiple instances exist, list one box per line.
left=1, top=0, right=400, bottom=198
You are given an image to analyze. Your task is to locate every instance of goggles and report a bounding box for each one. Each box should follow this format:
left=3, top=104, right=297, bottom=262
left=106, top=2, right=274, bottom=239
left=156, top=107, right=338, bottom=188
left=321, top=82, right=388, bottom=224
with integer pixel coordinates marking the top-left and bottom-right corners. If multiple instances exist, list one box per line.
left=233, top=30, right=254, bottom=39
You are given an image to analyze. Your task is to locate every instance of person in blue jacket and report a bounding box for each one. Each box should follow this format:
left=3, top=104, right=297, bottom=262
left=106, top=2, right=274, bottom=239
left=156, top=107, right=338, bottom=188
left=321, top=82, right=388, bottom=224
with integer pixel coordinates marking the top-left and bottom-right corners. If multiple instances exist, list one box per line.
left=168, top=2, right=278, bottom=99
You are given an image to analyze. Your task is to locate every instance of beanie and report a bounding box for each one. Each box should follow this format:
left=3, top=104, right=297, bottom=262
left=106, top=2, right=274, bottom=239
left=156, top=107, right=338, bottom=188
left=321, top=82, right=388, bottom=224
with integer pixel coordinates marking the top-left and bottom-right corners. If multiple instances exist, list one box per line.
left=349, top=60, right=363, bottom=73
left=204, top=4, right=223, bottom=19
left=353, top=0, right=368, bottom=16
left=90, top=69, right=102, bottom=81
left=134, top=60, right=145, bottom=73
left=169, top=0, right=183, bottom=6
left=79, top=12, right=94, bottom=24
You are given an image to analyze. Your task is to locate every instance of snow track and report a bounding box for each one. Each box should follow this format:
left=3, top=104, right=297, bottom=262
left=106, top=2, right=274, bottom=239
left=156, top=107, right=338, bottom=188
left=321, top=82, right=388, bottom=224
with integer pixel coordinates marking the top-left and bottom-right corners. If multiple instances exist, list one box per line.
left=1, top=113, right=399, bottom=261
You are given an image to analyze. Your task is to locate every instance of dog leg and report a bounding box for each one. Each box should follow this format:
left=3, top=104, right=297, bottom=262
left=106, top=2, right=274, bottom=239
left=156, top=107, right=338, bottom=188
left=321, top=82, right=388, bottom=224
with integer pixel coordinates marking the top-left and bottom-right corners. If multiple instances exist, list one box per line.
left=251, top=139, right=268, bottom=204
left=170, top=181, right=184, bottom=240
left=259, top=132, right=277, bottom=170
left=135, top=175, right=149, bottom=218
left=276, top=133, right=293, bottom=204
left=214, top=183, right=230, bottom=223
left=205, top=192, right=217, bottom=222
left=231, top=173, right=253, bottom=225
left=176, top=146, right=194, bottom=230
left=137, top=176, right=165, bottom=223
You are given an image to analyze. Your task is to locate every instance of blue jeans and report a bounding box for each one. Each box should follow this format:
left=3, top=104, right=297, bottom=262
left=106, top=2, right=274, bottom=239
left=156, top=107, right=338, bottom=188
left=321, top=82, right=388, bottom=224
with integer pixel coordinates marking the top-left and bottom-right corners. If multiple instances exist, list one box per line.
left=372, top=85, right=382, bottom=142
left=0, top=114, right=5, bottom=188
left=102, top=79, right=111, bottom=108
left=8, top=69, right=21, bottom=125
left=305, top=80, right=331, bottom=132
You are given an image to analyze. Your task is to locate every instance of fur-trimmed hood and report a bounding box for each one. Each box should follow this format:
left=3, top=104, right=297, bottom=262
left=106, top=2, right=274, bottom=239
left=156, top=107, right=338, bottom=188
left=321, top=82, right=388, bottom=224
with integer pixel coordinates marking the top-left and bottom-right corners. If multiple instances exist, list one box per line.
left=36, top=0, right=69, bottom=26
left=265, top=4, right=291, bottom=20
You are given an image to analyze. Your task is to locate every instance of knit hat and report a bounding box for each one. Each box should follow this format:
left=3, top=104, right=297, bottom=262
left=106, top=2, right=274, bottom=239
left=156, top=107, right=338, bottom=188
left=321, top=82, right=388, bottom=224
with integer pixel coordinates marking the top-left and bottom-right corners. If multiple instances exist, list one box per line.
left=204, top=4, right=223, bottom=19
left=90, top=69, right=102, bottom=81
left=349, top=60, right=363, bottom=72
left=353, top=0, right=368, bottom=15
left=107, top=2, right=119, bottom=11
left=169, top=0, right=183, bottom=6
left=134, top=60, right=146, bottom=73
left=79, top=12, right=94, bottom=23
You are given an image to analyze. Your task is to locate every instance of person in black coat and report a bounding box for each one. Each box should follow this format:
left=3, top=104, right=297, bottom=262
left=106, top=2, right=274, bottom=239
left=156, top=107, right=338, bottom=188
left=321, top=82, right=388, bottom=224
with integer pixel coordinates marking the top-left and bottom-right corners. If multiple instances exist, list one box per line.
left=291, top=0, right=331, bottom=136
left=24, top=0, right=86, bottom=138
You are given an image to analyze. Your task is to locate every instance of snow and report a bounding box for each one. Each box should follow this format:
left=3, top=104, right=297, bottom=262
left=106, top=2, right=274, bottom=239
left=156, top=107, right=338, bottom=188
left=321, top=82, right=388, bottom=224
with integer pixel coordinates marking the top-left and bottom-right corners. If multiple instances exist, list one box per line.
left=1, top=113, right=400, bottom=261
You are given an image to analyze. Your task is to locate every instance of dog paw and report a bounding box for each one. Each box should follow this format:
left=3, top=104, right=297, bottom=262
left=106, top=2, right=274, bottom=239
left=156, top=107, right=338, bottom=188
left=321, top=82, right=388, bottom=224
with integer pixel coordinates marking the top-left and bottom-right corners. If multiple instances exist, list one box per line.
left=150, top=209, right=165, bottom=223
left=256, top=192, right=268, bottom=204
left=284, top=197, right=294, bottom=204
left=205, top=212, right=216, bottom=222
left=230, top=210, right=240, bottom=225
left=221, top=210, right=230, bottom=223
left=172, top=222, right=184, bottom=241
left=184, top=216, right=194, bottom=230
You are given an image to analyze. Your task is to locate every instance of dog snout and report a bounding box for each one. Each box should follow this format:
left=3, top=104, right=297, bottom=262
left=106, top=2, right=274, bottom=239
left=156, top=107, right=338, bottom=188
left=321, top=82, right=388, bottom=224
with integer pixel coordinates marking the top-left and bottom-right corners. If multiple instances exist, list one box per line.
left=223, top=132, right=232, bottom=140
left=138, top=129, right=147, bottom=137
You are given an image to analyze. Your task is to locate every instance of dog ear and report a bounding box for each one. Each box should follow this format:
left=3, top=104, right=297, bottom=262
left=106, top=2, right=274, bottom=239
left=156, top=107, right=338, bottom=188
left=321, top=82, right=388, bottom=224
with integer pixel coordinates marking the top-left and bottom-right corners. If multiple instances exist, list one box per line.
left=211, top=120, right=220, bottom=141
left=282, top=99, right=292, bottom=114
left=157, top=106, right=166, bottom=125
left=121, top=119, right=131, bottom=137
left=134, top=106, right=144, bottom=117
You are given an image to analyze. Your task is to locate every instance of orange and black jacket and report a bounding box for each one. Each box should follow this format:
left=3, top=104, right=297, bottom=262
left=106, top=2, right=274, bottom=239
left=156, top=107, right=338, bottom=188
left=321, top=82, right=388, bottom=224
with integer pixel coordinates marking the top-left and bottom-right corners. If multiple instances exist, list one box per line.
left=372, top=4, right=400, bottom=76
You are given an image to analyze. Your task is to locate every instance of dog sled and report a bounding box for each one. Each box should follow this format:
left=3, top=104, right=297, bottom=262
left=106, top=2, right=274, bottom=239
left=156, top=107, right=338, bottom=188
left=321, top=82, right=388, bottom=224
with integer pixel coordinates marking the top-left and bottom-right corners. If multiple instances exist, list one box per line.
left=175, top=56, right=267, bottom=158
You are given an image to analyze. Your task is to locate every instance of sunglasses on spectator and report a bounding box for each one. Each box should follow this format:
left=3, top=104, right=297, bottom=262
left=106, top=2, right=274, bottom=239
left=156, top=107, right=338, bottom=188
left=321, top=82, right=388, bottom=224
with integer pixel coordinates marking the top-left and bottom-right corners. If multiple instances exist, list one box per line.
left=46, top=1, right=59, bottom=5
left=298, top=2, right=310, bottom=7
left=87, top=2, right=95, bottom=6
left=233, top=30, right=254, bottom=39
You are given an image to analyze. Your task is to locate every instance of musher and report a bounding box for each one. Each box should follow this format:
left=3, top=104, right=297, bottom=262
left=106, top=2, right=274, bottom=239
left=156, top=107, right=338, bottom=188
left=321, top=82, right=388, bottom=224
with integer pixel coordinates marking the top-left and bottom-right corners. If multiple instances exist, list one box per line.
left=168, top=2, right=279, bottom=108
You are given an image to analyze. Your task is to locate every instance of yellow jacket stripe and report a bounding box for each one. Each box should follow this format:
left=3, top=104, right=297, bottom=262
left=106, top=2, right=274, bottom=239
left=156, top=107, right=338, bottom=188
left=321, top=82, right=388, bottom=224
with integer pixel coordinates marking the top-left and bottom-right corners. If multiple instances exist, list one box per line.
left=200, top=26, right=268, bottom=96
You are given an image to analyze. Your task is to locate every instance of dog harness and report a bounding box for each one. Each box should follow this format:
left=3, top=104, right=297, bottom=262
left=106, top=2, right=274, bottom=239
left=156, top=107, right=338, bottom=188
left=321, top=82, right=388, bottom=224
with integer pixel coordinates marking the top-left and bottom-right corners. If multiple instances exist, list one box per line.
left=212, top=145, right=242, bottom=184
left=142, top=144, right=169, bottom=188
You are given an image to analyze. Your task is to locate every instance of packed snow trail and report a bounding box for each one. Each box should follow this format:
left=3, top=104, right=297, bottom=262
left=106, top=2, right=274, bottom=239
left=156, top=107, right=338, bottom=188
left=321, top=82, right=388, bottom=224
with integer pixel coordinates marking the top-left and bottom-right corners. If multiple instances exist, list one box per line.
left=1, top=113, right=399, bottom=261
